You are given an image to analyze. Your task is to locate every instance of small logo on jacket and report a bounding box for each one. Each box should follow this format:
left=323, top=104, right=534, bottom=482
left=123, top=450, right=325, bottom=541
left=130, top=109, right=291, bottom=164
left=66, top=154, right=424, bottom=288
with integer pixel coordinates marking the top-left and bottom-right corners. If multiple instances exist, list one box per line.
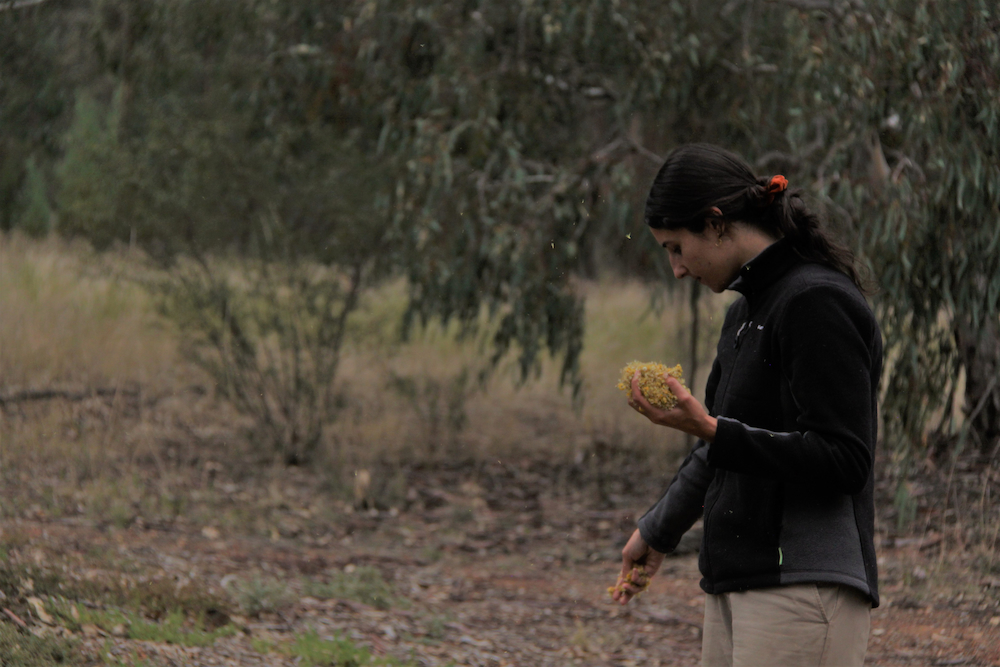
left=735, top=321, right=765, bottom=348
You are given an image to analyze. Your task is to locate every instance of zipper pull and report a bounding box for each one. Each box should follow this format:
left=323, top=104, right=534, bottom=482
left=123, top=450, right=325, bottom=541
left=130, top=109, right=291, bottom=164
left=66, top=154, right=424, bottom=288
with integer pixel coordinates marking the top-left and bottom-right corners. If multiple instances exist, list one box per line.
left=734, top=320, right=751, bottom=349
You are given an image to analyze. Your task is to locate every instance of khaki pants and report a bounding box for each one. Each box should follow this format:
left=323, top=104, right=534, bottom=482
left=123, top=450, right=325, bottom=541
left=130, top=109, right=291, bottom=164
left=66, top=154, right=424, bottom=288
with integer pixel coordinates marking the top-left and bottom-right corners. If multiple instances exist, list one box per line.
left=702, top=584, right=871, bottom=667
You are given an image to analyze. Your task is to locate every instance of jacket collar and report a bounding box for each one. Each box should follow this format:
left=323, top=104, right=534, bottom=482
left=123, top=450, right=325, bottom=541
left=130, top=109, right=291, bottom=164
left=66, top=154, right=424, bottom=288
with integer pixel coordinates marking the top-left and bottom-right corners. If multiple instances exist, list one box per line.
left=727, top=237, right=800, bottom=300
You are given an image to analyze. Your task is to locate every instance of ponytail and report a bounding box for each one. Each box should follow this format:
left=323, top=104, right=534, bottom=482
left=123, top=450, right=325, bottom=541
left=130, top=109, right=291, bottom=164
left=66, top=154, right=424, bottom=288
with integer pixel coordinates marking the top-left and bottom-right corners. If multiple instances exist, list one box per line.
left=646, top=144, right=870, bottom=294
left=774, top=190, right=867, bottom=293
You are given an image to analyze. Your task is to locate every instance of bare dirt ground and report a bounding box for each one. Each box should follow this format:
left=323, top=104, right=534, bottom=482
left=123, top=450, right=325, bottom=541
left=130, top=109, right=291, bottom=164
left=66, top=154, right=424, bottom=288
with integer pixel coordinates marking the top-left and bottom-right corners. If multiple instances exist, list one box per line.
left=5, top=460, right=1000, bottom=667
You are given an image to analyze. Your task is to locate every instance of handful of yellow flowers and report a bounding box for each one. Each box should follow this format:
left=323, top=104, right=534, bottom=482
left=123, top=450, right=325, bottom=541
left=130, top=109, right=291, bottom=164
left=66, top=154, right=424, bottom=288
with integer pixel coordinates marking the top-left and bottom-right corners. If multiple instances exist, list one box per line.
left=607, top=566, right=651, bottom=599
left=617, top=361, right=685, bottom=410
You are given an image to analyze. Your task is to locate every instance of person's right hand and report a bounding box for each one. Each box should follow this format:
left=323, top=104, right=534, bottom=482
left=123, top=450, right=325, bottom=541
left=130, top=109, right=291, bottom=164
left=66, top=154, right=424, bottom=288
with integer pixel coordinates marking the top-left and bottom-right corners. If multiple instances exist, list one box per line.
left=613, top=529, right=665, bottom=605
left=629, top=371, right=717, bottom=442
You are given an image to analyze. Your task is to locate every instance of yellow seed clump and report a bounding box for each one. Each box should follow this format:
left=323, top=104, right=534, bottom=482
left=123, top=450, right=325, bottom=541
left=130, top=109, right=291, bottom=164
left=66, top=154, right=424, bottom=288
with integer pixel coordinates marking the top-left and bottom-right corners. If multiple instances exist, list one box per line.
left=607, top=566, right=651, bottom=599
left=617, top=361, right=685, bottom=410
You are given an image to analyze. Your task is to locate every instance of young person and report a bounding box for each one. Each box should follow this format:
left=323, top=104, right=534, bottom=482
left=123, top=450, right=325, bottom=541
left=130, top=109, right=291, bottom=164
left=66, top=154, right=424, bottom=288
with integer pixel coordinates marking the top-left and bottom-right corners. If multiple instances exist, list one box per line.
left=613, top=144, right=881, bottom=667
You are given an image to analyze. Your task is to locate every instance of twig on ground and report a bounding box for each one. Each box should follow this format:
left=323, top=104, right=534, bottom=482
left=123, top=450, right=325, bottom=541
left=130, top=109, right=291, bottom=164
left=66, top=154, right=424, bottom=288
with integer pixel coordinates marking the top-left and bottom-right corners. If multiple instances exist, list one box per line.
left=0, top=384, right=207, bottom=407
left=0, top=386, right=139, bottom=406
left=2, top=607, right=29, bottom=630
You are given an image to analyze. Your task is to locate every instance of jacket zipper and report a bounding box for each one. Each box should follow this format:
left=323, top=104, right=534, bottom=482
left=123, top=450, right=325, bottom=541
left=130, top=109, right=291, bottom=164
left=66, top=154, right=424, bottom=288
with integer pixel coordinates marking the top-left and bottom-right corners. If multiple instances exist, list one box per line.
left=702, top=315, right=754, bottom=586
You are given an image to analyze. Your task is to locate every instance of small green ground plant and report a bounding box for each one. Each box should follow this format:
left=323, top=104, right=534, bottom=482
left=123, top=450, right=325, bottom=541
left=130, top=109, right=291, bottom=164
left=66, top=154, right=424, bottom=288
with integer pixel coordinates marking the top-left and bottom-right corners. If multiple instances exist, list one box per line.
left=0, top=555, right=238, bottom=656
left=70, top=606, right=239, bottom=648
left=226, top=575, right=293, bottom=617
left=253, top=629, right=417, bottom=667
left=0, top=624, right=76, bottom=666
left=304, top=566, right=397, bottom=610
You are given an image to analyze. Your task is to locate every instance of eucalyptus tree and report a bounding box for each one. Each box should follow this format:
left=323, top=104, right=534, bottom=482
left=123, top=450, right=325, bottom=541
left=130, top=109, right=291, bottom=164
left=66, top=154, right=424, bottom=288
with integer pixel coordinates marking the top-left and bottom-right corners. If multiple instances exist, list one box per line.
left=20, top=0, right=1000, bottom=465
left=334, top=0, right=814, bottom=392
left=48, top=0, right=801, bottom=454
left=773, top=0, right=1000, bottom=462
left=346, top=0, right=1000, bottom=464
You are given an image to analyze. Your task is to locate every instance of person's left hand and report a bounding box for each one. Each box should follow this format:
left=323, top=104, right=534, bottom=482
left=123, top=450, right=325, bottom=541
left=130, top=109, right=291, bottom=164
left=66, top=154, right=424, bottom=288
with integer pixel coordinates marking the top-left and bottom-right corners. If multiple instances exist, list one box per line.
left=629, top=371, right=718, bottom=442
left=612, top=529, right=665, bottom=606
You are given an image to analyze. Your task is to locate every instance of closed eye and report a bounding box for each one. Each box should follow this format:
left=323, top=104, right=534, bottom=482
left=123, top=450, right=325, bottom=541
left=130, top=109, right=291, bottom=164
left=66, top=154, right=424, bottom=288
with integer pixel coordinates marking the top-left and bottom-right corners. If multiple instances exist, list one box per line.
left=662, top=243, right=681, bottom=257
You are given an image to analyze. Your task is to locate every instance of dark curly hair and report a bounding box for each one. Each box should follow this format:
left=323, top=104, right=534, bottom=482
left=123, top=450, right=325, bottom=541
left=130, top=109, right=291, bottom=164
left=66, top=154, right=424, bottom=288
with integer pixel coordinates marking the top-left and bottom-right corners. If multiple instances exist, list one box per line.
left=645, top=143, right=866, bottom=292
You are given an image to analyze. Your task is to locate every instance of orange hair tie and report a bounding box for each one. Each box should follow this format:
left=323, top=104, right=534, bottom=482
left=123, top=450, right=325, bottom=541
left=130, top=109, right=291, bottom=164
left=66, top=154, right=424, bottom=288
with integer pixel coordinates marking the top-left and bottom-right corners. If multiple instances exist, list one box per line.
left=765, top=175, right=788, bottom=204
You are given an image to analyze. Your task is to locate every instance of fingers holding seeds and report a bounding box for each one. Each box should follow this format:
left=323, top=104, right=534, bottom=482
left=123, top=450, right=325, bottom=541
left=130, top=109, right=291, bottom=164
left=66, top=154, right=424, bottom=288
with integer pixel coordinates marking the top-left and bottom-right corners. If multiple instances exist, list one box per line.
left=608, top=566, right=652, bottom=603
left=618, top=361, right=686, bottom=410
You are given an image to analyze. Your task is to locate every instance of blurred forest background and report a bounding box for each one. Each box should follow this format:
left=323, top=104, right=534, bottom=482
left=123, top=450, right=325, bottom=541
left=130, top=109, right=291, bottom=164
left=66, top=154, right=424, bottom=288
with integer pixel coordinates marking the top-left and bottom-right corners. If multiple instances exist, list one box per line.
left=1, top=0, right=1000, bottom=663
left=3, top=0, right=1000, bottom=522
left=4, top=0, right=1000, bottom=519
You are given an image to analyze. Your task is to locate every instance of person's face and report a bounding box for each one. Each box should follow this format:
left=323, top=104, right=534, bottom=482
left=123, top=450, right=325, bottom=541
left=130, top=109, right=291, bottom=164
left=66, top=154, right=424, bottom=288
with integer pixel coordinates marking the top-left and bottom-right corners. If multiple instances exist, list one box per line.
left=649, top=224, right=740, bottom=293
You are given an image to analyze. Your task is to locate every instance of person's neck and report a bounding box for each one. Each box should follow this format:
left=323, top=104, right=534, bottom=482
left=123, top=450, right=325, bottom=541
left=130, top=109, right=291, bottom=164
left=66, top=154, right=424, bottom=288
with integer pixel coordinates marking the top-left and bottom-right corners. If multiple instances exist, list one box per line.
left=733, top=227, right=781, bottom=268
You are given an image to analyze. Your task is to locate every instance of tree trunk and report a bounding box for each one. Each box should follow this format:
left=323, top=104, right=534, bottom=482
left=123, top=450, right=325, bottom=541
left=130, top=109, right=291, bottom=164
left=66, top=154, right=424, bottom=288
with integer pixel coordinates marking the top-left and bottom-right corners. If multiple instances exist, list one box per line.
left=957, top=317, right=1000, bottom=459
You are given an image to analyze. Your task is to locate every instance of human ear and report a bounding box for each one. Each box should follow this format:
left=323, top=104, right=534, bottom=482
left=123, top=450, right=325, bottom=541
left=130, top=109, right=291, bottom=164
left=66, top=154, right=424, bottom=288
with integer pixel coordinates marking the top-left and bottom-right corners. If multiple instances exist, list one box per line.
left=705, top=207, right=727, bottom=237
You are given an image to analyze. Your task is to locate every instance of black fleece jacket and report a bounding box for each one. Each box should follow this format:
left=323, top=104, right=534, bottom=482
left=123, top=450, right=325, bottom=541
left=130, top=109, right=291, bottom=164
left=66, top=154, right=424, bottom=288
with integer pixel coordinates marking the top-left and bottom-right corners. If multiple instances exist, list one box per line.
left=637, top=238, right=882, bottom=606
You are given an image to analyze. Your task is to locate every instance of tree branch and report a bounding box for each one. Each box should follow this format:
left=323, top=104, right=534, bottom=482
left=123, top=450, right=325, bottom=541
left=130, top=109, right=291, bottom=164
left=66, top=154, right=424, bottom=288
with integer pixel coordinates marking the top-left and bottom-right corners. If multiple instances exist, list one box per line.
left=756, top=118, right=826, bottom=170
left=755, top=151, right=800, bottom=169
left=966, top=373, right=1000, bottom=428
left=720, top=58, right=780, bottom=74
left=762, top=0, right=848, bottom=18
left=588, top=136, right=663, bottom=166
left=624, top=138, right=664, bottom=166
left=0, top=0, right=51, bottom=11
left=885, top=148, right=927, bottom=184
left=0, top=386, right=139, bottom=406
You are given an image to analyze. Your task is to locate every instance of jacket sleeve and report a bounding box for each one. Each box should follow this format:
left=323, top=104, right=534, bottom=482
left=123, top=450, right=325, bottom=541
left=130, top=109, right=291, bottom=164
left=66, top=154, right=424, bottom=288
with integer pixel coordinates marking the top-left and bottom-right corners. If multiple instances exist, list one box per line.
left=707, top=285, right=879, bottom=495
left=636, top=356, right=722, bottom=553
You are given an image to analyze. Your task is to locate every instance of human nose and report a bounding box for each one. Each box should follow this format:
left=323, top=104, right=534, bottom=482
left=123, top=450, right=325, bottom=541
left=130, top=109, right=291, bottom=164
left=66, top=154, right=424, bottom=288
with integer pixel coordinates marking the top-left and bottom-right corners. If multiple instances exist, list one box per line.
left=669, top=257, right=688, bottom=280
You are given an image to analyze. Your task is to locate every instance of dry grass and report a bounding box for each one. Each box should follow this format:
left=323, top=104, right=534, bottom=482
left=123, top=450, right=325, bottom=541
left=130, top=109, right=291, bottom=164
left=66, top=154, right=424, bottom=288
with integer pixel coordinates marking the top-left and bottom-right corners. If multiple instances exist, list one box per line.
left=0, top=232, right=735, bottom=524
left=331, top=277, right=733, bottom=477
left=0, top=233, right=236, bottom=525
left=0, top=233, right=179, bottom=389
